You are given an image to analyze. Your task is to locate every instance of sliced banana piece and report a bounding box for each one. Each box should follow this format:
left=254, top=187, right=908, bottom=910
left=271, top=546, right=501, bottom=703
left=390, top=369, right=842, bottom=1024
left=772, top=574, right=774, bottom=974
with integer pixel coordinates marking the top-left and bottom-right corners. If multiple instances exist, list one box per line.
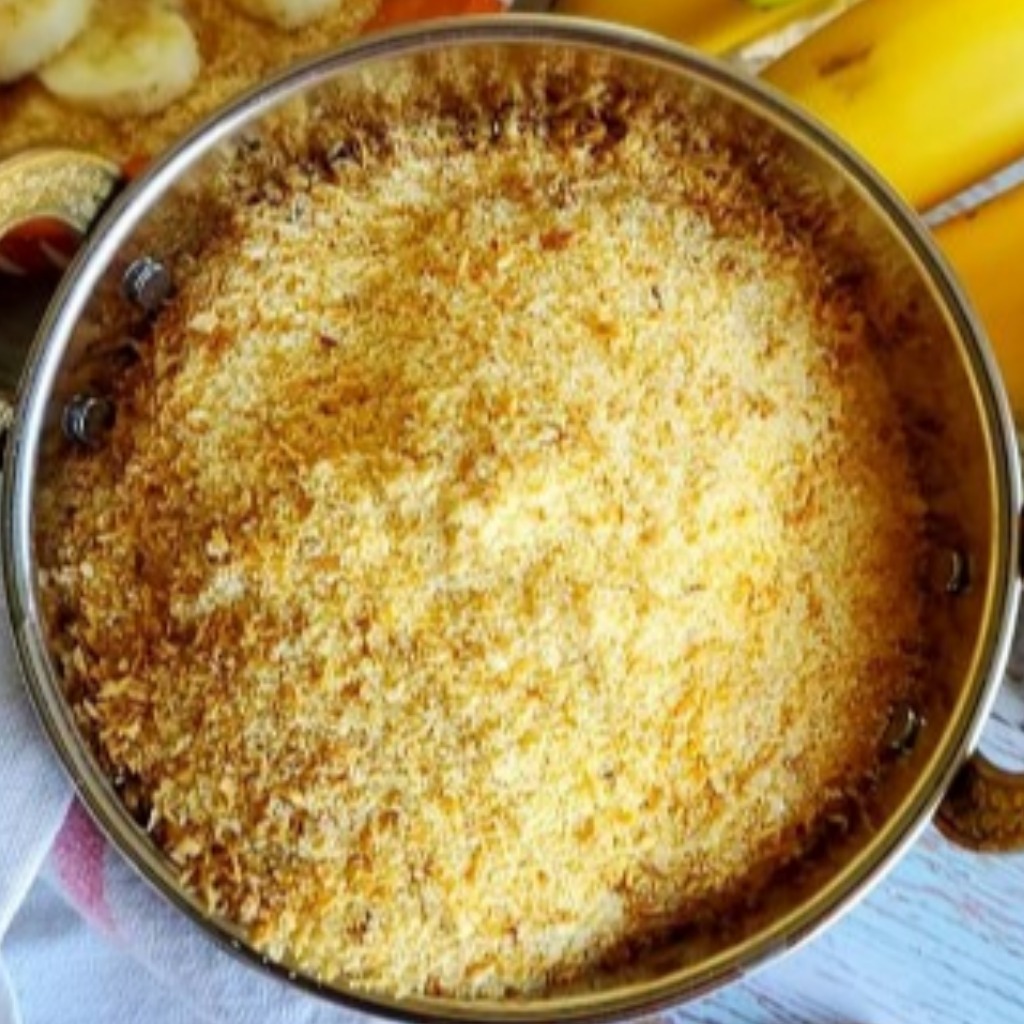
left=37, top=0, right=200, bottom=117
left=225, top=0, right=345, bottom=30
left=0, top=0, right=94, bottom=84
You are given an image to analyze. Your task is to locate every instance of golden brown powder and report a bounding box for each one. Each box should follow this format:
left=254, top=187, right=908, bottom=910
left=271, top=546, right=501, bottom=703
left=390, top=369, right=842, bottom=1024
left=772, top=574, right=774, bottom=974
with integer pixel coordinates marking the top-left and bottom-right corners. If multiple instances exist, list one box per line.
left=37, top=71, right=927, bottom=998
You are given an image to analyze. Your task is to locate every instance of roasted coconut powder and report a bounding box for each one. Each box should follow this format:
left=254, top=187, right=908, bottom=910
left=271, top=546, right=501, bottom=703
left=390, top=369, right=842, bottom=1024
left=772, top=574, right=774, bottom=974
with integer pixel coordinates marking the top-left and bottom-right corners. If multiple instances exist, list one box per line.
left=37, top=61, right=929, bottom=999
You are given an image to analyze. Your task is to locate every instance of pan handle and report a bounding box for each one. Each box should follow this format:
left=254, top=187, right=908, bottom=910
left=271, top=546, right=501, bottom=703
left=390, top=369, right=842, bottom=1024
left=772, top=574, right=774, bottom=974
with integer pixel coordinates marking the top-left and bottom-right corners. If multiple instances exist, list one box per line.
left=937, top=753, right=1024, bottom=851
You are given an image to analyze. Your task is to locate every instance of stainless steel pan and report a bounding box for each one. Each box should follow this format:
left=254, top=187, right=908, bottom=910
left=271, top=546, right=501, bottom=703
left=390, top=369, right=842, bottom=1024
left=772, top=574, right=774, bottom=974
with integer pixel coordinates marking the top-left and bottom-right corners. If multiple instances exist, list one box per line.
left=1, top=16, right=1022, bottom=1022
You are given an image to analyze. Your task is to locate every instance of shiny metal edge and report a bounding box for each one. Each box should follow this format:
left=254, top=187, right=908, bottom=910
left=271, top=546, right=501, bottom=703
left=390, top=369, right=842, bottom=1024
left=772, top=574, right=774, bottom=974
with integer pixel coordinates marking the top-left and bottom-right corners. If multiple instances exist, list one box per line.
left=3, top=14, right=1021, bottom=1023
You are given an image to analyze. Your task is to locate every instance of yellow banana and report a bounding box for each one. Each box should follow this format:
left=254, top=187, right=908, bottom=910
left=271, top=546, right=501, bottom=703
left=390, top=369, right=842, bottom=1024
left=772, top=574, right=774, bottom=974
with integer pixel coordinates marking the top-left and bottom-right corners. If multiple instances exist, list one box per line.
left=763, top=0, right=1024, bottom=211
left=935, top=182, right=1024, bottom=416
left=554, top=0, right=832, bottom=56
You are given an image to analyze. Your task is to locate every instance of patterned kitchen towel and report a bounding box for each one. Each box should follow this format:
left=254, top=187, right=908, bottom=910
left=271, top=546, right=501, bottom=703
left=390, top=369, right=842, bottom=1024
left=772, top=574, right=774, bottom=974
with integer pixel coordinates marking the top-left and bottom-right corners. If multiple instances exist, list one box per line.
left=39, top=806, right=366, bottom=1024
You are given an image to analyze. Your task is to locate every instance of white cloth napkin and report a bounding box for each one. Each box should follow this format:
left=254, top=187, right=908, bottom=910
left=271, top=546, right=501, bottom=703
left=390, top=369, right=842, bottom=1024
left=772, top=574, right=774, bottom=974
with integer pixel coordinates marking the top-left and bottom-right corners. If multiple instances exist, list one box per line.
left=0, top=597, right=71, bottom=1024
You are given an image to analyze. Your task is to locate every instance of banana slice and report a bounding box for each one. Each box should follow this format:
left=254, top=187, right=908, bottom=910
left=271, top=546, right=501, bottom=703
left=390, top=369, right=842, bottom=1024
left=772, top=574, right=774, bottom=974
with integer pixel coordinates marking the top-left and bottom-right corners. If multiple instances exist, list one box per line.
left=0, top=0, right=94, bottom=84
left=37, top=0, right=200, bottom=117
left=225, top=0, right=345, bottom=30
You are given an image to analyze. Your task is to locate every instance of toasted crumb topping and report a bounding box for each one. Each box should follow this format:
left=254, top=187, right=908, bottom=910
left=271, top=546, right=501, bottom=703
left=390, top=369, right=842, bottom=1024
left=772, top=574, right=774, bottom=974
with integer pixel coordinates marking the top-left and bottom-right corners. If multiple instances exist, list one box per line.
left=38, top=67, right=927, bottom=998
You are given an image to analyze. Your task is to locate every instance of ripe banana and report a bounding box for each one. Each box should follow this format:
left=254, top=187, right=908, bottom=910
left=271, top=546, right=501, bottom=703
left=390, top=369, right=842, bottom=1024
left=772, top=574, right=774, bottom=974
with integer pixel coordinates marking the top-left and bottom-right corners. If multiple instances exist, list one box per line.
left=0, top=0, right=94, bottom=83
left=935, top=182, right=1024, bottom=416
left=37, top=0, right=200, bottom=117
left=554, top=0, right=830, bottom=55
left=763, top=0, right=1024, bottom=211
left=225, top=0, right=345, bottom=30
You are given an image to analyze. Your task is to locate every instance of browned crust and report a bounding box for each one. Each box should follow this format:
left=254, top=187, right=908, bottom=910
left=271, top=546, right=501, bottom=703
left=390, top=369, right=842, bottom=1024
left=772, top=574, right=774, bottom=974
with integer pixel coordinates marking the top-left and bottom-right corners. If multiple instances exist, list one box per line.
left=37, top=61, right=927, bottom=998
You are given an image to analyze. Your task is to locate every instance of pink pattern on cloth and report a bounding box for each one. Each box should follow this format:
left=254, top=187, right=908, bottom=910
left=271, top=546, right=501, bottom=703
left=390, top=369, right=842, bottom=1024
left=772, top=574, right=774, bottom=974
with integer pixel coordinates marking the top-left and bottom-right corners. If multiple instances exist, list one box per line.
left=52, top=800, right=116, bottom=935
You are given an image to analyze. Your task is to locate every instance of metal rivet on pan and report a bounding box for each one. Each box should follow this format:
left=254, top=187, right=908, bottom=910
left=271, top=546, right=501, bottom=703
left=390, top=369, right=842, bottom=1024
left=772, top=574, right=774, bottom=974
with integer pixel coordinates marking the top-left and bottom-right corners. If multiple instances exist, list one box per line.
left=63, top=394, right=115, bottom=447
left=928, top=546, right=969, bottom=595
left=944, top=548, right=970, bottom=594
left=122, top=256, right=172, bottom=312
left=882, top=702, right=921, bottom=755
